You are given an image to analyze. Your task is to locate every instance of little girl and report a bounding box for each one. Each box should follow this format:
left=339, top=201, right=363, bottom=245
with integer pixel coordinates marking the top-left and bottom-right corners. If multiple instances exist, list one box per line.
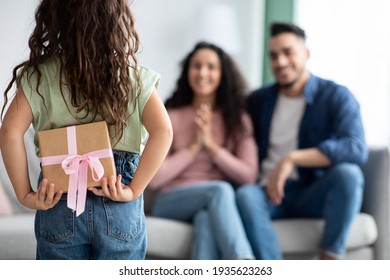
left=0, top=0, right=172, bottom=260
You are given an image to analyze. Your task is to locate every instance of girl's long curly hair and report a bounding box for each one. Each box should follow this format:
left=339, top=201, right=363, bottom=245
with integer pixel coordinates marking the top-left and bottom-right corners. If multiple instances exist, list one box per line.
left=165, top=41, right=248, bottom=147
left=2, top=0, right=141, bottom=140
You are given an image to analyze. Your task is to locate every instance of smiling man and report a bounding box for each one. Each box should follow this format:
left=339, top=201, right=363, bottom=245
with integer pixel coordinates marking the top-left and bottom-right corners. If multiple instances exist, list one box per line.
left=236, top=22, right=368, bottom=260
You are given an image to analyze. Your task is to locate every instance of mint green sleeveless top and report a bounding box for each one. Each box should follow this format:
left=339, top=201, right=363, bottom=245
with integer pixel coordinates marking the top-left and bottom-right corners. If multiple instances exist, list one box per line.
left=21, top=56, right=160, bottom=156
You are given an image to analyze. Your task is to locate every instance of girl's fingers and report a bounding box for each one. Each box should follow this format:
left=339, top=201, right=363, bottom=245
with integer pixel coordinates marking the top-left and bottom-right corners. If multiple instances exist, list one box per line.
left=38, top=179, right=48, bottom=203
left=91, top=174, right=131, bottom=202
left=52, top=190, right=63, bottom=205
left=92, top=175, right=120, bottom=200
left=100, top=177, right=111, bottom=197
left=88, top=187, right=103, bottom=197
left=115, top=174, right=123, bottom=195
left=35, top=180, right=63, bottom=209
left=108, top=175, right=118, bottom=197
left=44, top=183, right=55, bottom=205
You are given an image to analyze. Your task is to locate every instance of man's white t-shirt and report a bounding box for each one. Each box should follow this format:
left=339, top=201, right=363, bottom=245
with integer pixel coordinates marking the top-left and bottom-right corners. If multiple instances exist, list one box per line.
left=259, top=93, right=306, bottom=186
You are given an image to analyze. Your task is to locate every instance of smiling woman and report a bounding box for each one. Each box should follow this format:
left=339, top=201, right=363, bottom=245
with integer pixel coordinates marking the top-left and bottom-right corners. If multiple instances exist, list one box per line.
left=148, top=42, right=259, bottom=260
left=188, top=48, right=222, bottom=103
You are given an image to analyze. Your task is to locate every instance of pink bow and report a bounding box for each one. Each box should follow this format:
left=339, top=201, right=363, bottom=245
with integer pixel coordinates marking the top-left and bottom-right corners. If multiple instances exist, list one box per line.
left=41, top=126, right=113, bottom=216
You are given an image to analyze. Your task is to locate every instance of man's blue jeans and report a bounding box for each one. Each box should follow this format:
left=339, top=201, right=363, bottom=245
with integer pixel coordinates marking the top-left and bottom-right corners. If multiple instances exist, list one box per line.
left=152, top=181, right=254, bottom=260
left=236, top=163, right=364, bottom=259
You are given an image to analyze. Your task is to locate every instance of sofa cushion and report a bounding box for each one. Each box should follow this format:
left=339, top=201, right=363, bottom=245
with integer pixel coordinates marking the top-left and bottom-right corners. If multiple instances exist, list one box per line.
left=274, top=213, right=377, bottom=254
left=145, top=212, right=377, bottom=259
left=284, top=247, right=374, bottom=260
left=146, top=216, right=193, bottom=259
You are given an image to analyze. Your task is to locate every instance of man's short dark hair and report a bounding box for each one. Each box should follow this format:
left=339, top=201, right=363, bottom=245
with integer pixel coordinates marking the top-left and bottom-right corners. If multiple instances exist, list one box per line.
left=270, top=22, right=306, bottom=40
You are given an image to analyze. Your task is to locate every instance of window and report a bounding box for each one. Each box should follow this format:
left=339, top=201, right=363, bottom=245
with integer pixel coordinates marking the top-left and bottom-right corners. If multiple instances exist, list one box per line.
left=296, top=0, right=390, bottom=146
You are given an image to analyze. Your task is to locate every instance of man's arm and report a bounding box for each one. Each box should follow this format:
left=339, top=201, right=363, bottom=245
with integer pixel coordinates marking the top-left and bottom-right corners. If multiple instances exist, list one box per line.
left=285, top=148, right=331, bottom=167
left=267, top=148, right=331, bottom=205
left=317, top=86, right=368, bottom=165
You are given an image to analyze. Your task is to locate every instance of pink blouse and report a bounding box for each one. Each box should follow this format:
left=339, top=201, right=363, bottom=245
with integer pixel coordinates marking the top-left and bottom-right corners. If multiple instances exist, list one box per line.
left=149, top=106, right=259, bottom=192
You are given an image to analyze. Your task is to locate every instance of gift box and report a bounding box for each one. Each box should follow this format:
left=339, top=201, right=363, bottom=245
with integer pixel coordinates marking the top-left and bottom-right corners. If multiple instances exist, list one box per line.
left=38, top=121, right=116, bottom=215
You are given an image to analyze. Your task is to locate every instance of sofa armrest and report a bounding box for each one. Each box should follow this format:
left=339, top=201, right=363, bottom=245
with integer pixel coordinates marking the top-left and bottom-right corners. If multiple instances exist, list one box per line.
left=360, top=146, right=390, bottom=259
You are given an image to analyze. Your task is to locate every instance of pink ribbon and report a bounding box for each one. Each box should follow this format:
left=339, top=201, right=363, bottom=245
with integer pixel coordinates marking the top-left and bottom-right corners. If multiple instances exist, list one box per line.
left=41, top=126, right=113, bottom=216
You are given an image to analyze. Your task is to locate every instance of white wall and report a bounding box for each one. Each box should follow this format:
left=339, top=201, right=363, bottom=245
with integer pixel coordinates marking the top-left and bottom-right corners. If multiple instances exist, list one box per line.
left=133, top=0, right=264, bottom=101
left=0, top=0, right=37, bottom=100
left=0, top=0, right=264, bottom=105
left=295, top=0, right=390, bottom=146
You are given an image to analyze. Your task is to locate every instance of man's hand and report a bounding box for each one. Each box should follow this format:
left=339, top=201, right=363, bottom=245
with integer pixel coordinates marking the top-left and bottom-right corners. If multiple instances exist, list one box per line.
left=266, top=155, right=295, bottom=205
left=265, top=148, right=332, bottom=204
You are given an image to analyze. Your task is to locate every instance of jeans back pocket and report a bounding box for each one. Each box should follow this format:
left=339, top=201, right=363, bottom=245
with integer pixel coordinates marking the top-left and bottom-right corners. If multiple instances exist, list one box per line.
left=36, top=195, right=75, bottom=243
left=103, top=194, right=144, bottom=242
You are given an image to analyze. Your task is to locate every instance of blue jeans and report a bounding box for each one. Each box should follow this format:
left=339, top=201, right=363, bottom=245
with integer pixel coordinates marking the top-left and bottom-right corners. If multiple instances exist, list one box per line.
left=236, top=163, right=364, bottom=259
left=35, top=151, right=146, bottom=260
left=152, top=181, right=254, bottom=260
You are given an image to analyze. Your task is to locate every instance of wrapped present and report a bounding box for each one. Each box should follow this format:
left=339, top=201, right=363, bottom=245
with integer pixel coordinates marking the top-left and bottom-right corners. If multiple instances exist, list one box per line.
left=38, top=121, right=116, bottom=216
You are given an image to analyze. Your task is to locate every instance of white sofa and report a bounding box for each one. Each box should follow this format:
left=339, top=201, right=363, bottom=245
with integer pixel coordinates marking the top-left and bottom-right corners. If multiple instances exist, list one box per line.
left=144, top=146, right=389, bottom=260
left=0, top=128, right=388, bottom=260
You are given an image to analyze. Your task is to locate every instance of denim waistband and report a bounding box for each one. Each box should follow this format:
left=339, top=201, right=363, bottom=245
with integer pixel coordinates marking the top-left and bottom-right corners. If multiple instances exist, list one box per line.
left=113, top=150, right=140, bottom=185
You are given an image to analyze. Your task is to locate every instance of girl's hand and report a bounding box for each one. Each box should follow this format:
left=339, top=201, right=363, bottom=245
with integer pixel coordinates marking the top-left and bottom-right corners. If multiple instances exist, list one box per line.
left=89, top=174, right=135, bottom=202
left=23, top=179, right=63, bottom=210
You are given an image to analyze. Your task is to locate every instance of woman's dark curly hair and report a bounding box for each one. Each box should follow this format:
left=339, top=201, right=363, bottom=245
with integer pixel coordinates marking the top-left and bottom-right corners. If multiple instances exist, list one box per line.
left=165, top=41, right=248, bottom=147
left=2, top=0, right=141, bottom=140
